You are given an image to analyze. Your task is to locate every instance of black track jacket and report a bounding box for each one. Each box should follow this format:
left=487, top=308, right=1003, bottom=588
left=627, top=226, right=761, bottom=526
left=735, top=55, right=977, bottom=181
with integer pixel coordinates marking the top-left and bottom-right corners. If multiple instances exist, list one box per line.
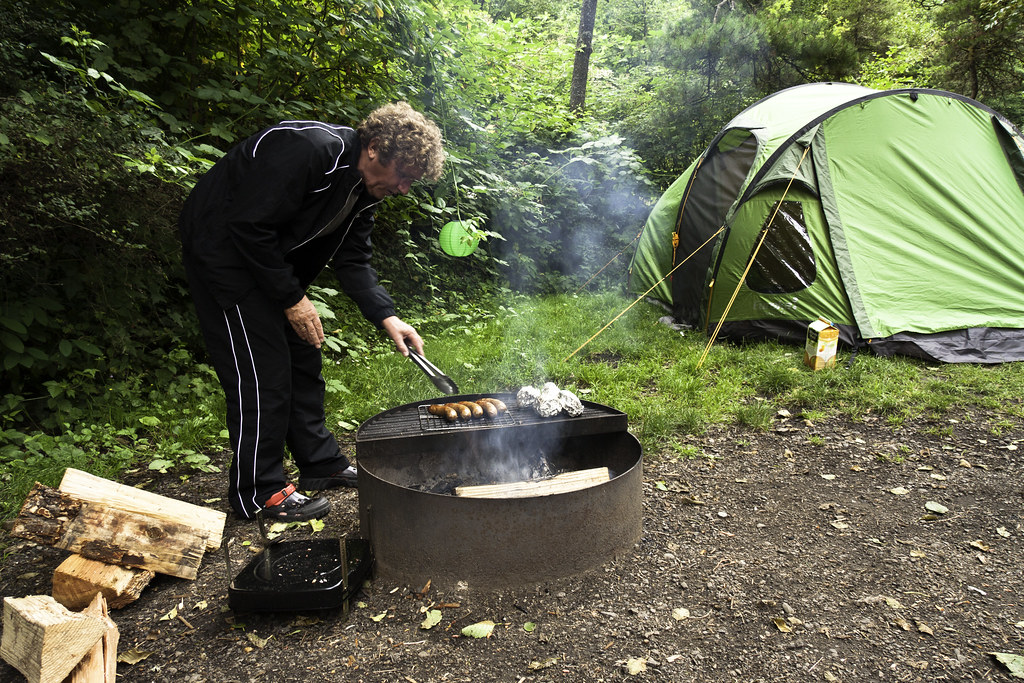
left=179, top=121, right=396, bottom=326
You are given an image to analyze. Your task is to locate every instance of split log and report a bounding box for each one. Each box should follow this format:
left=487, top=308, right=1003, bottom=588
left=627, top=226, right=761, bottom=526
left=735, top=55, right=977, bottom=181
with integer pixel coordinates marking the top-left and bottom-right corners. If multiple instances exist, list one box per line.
left=59, top=468, right=225, bottom=551
left=10, top=484, right=207, bottom=580
left=455, top=467, right=611, bottom=499
left=0, top=595, right=106, bottom=683
left=68, top=593, right=118, bottom=683
left=52, top=555, right=155, bottom=610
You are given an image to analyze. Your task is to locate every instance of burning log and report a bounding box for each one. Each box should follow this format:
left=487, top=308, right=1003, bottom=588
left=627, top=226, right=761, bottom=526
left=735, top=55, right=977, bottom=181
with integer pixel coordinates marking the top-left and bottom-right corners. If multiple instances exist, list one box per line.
left=454, top=467, right=610, bottom=499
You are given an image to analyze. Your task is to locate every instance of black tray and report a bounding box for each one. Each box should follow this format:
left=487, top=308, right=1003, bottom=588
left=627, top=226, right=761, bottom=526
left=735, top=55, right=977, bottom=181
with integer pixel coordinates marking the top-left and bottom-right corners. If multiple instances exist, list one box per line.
left=227, top=538, right=373, bottom=612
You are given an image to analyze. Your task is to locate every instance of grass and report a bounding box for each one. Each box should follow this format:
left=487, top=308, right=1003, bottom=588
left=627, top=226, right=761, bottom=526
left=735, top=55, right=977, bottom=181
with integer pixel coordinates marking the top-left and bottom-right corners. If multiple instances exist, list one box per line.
left=2, top=291, right=1023, bottom=520
left=322, top=291, right=1024, bottom=458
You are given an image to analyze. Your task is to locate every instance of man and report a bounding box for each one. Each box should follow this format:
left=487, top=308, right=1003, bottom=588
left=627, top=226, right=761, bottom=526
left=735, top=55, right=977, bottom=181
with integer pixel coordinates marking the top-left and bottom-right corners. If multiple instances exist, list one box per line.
left=179, top=102, right=445, bottom=522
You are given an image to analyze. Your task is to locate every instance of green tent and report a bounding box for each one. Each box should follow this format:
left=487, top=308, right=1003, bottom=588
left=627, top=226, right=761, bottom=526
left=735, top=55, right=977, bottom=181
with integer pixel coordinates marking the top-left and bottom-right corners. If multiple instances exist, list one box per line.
left=629, top=82, right=1024, bottom=363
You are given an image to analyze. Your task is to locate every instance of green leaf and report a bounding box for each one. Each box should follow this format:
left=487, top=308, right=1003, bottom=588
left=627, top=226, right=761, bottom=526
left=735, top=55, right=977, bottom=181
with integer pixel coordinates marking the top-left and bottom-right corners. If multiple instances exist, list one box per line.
left=0, top=332, right=24, bottom=354
left=461, top=620, right=497, bottom=638
left=0, top=316, right=28, bottom=334
left=59, top=339, right=73, bottom=357
left=523, top=622, right=536, bottom=632
left=139, top=416, right=161, bottom=427
left=990, top=652, right=1024, bottom=678
left=420, top=609, right=442, bottom=630
left=73, top=340, right=102, bottom=356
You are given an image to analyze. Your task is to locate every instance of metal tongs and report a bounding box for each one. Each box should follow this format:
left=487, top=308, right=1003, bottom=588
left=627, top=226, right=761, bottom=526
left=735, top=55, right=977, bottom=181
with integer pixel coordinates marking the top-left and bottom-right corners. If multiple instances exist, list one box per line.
left=408, top=348, right=460, bottom=395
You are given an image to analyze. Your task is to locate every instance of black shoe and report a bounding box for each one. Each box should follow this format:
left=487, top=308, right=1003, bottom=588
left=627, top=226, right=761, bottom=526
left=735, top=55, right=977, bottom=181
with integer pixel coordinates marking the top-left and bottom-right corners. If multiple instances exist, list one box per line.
left=299, top=465, right=358, bottom=491
left=260, top=484, right=331, bottom=522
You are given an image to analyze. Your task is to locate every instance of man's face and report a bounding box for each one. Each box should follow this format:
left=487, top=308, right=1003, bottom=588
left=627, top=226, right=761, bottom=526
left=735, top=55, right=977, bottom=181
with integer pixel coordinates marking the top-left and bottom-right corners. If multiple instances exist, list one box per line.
left=359, top=141, right=422, bottom=199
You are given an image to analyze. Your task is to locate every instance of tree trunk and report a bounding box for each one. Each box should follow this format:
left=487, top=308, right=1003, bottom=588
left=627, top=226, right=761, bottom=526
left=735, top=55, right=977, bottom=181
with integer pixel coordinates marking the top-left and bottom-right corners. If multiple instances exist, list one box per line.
left=569, top=0, right=599, bottom=112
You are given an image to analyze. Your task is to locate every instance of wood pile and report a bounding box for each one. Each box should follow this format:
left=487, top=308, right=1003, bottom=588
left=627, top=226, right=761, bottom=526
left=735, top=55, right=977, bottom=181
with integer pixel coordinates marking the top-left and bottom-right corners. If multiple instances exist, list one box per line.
left=1, top=469, right=226, bottom=682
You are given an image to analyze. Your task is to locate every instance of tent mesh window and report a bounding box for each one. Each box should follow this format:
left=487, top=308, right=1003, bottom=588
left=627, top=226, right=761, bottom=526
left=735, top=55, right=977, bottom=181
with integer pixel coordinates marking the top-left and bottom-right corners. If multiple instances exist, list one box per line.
left=746, top=200, right=816, bottom=294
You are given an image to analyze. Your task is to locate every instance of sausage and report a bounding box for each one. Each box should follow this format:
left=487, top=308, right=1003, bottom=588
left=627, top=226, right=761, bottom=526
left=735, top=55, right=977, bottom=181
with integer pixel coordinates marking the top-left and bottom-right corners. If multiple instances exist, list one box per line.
left=478, top=397, right=508, bottom=413
left=446, top=403, right=472, bottom=420
left=477, top=400, right=498, bottom=418
left=458, top=401, right=484, bottom=418
left=442, top=405, right=459, bottom=422
left=427, top=404, right=446, bottom=416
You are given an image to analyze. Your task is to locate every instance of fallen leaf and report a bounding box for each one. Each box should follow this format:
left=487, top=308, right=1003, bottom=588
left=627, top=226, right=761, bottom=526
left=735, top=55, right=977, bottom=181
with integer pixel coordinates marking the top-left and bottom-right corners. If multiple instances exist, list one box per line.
left=247, top=631, right=272, bottom=648
left=625, top=658, right=647, bottom=675
left=523, top=622, right=537, bottom=632
left=990, top=652, right=1024, bottom=678
left=831, top=520, right=849, bottom=530
left=194, top=600, right=208, bottom=611
left=959, top=459, right=972, bottom=468
left=461, top=620, right=497, bottom=638
left=930, top=473, right=947, bottom=480
left=890, top=487, right=910, bottom=495
left=821, top=474, right=836, bottom=480
left=356, top=601, right=367, bottom=609
left=672, top=608, right=690, bottom=621
left=850, top=465, right=864, bottom=471
left=159, top=607, right=178, bottom=621
left=857, top=595, right=902, bottom=608
left=970, top=540, right=991, bottom=552
left=910, top=550, right=927, bottom=558
left=894, top=617, right=913, bottom=631
left=666, top=654, right=683, bottom=663
left=117, top=649, right=153, bottom=665
left=370, top=611, right=387, bottom=622
left=528, top=657, right=558, bottom=670
left=997, top=527, right=1011, bottom=537
left=420, top=609, right=442, bottom=630
left=772, top=617, right=792, bottom=633
left=654, top=481, right=668, bottom=491
left=924, top=501, right=948, bottom=514
left=308, top=518, right=325, bottom=533
left=916, top=621, right=934, bottom=636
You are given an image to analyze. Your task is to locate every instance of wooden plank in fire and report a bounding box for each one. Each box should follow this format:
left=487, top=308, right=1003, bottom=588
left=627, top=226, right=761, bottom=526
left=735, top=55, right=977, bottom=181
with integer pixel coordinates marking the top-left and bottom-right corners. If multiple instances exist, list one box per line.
left=454, top=467, right=610, bottom=499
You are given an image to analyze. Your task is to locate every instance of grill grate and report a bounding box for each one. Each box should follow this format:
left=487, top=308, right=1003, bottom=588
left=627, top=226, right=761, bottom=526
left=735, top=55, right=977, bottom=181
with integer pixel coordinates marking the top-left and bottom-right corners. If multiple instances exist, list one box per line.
left=416, top=404, right=517, bottom=432
left=356, top=394, right=628, bottom=443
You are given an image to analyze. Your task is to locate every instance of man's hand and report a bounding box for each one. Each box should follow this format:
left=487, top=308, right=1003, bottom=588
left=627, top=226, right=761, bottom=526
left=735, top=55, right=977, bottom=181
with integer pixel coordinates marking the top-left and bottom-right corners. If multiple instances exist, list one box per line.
left=285, top=296, right=325, bottom=348
left=381, top=316, right=423, bottom=356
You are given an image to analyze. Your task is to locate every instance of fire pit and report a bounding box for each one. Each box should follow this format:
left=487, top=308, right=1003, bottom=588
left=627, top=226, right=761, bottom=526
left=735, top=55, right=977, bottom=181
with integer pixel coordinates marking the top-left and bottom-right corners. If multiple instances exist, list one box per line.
left=356, top=393, right=642, bottom=589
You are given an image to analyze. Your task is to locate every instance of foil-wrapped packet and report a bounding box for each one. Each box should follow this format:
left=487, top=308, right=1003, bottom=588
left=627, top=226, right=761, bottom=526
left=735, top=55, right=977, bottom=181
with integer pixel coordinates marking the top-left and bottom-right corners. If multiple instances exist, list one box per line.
left=517, top=382, right=584, bottom=418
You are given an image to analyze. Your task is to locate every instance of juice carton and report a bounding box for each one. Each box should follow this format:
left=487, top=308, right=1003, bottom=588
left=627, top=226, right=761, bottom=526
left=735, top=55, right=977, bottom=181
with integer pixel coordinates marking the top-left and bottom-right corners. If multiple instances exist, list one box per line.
left=804, top=317, right=839, bottom=370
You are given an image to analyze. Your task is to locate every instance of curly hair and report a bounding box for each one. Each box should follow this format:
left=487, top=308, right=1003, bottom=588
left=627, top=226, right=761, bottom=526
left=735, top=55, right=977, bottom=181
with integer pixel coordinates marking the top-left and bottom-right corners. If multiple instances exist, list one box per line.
left=358, top=102, right=445, bottom=182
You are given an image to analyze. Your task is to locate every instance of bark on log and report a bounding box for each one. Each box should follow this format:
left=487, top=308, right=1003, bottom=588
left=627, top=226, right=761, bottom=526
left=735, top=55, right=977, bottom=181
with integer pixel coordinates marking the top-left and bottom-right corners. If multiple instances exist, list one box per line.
left=10, top=484, right=208, bottom=580
left=59, top=468, right=225, bottom=551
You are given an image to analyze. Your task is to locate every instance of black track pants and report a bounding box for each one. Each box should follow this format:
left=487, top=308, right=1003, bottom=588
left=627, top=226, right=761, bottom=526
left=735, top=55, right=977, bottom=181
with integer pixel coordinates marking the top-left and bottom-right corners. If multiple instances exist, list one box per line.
left=185, top=269, right=349, bottom=518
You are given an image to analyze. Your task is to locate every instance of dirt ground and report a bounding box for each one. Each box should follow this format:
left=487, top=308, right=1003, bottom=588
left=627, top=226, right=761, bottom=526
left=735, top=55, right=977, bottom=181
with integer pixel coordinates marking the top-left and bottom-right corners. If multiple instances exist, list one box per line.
left=2, top=407, right=1023, bottom=683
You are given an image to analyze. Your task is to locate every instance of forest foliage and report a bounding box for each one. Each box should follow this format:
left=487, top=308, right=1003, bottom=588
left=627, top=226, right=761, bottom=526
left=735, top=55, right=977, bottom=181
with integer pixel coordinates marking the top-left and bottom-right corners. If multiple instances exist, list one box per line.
left=1, top=0, right=1022, bottom=473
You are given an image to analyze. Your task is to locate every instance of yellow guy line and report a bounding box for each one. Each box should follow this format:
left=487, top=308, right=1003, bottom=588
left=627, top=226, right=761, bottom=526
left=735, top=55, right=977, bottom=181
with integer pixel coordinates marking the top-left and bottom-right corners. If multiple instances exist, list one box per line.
left=563, top=225, right=725, bottom=363
left=696, top=144, right=812, bottom=369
